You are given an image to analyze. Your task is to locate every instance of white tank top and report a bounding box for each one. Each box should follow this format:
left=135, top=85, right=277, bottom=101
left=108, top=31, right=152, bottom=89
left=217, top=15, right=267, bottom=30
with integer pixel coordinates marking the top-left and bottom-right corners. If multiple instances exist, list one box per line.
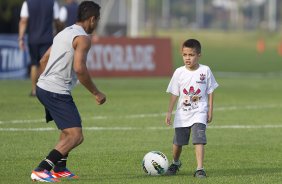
left=37, top=24, right=88, bottom=95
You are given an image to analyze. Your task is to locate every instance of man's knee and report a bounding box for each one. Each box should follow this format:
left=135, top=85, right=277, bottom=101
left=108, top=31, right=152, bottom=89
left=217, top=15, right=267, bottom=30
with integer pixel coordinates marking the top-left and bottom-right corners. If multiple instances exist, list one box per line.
left=63, top=128, right=83, bottom=146
left=72, top=130, right=83, bottom=146
left=78, top=135, right=84, bottom=145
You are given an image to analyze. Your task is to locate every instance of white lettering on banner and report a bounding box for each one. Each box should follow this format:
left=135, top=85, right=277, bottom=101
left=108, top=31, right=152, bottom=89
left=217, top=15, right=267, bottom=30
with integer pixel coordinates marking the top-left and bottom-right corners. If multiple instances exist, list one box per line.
left=87, top=44, right=155, bottom=71
left=1, top=48, right=24, bottom=70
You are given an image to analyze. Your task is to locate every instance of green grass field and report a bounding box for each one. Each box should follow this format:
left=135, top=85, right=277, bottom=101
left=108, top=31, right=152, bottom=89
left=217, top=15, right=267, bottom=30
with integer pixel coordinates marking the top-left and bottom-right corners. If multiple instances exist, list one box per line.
left=1, top=31, right=282, bottom=183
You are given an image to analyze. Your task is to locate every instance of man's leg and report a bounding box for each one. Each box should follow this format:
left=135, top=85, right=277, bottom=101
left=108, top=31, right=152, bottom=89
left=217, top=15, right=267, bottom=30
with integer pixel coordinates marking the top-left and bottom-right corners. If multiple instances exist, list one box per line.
left=31, top=127, right=83, bottom=181
left=28, top=44, right=39, bottom=97
left=34, top=127, right=83, bottom=171
left=51, top=128, right=83, bottom=179
left=35, top=128, right=83, bottom=169
left=31, top=148, right=64, bottom=182
left=55, top=127, right=84, bottom=156
left=30, top=65, right=38, bottom=96
left=54, top=133, right=69, bottom=172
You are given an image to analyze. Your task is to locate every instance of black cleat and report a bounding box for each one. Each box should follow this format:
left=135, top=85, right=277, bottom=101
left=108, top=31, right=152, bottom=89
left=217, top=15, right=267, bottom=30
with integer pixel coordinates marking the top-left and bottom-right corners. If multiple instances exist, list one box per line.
left=194, top=169, right=207, bottom=178
left=165, top=162, right=182, bottom=175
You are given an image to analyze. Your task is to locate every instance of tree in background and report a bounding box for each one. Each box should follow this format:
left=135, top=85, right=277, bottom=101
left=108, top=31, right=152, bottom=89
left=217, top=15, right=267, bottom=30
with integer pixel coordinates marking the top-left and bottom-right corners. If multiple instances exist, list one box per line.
left=0, top=0, right=22, bottom=33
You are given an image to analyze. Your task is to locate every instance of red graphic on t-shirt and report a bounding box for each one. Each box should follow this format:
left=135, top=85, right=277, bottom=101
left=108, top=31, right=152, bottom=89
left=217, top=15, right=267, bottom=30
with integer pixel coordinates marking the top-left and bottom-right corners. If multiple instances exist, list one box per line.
left=182, top=86, right=202, bottom=111
left=195, top=88, right=201, bottom=95
left=189, top=86, right=194, bottom=95
left=183, top=88, right=188, bottom=95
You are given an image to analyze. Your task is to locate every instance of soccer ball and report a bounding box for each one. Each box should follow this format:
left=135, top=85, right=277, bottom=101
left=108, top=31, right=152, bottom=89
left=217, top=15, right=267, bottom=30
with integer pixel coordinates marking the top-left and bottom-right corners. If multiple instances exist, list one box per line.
left=142, top=151, right=169, bottom=175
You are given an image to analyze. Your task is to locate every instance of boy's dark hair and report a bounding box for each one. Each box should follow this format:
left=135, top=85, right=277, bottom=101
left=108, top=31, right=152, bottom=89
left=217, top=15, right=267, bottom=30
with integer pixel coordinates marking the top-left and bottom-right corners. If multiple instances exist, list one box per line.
left=182, top=39, right=201, bottom=54
left=77, top=1, right=100, bottom=22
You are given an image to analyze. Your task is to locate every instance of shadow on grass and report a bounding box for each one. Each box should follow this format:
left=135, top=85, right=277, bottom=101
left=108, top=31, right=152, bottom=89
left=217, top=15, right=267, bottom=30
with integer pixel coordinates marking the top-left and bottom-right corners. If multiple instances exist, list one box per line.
left=208, top=167, right=281, bottom=177
left=78, top=173, right=188, bottom=183
left=65, top=167, right=282, bottom=183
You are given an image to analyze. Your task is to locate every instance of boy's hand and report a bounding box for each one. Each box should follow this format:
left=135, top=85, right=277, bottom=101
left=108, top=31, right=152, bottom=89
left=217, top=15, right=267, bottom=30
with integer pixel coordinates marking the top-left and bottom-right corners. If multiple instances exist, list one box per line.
left=165, top=112, right=172, bottom=126
left=207, top=111, right=213, bottom=123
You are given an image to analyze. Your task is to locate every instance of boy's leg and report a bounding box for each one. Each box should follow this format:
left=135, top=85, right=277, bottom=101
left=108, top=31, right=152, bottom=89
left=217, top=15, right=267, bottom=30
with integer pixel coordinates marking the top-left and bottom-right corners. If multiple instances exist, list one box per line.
left=172, top=144, right=182, bottom=163
left=172, top=127, right=190, bottom=162
left=192, top=123, right=207, bottom=178
left=166, top=127, right=190, bottom=175
left=195, top=144, right=204, bottom=170
left=166, top=144, right=182, bottom=175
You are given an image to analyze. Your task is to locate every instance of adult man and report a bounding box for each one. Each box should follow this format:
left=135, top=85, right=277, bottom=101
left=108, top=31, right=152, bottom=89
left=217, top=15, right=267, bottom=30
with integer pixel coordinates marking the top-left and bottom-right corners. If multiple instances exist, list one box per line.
left=59, top=0, right=78, bottom=27
left=18, top=0, right=61, bottom=96
left=30, top=1, right=106, bottom=182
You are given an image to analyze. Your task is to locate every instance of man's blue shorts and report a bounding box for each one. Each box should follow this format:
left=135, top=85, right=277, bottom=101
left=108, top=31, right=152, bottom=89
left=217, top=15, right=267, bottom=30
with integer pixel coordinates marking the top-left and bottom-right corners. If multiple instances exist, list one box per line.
left=28, top=43, right=51, bottom=66
left=36, top=86, right=82, bottom=130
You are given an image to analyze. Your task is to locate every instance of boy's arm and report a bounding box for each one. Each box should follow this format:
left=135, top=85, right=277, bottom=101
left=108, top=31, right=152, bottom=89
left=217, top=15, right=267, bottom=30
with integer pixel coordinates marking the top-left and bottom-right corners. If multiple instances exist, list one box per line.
left=207, top=92, right=214, bottom=123
left=166, top=94, right=178, bottom=126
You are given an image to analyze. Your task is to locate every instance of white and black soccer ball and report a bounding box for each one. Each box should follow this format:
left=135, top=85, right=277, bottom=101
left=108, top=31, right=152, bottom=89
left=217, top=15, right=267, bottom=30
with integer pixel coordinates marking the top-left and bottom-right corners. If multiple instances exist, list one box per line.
left=142, top=151, right=169, bottom=175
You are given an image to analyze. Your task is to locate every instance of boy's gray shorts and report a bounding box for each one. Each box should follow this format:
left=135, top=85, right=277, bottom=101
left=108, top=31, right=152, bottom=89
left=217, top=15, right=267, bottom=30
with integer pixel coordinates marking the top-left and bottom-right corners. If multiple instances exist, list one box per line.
left=173, top=123, right=207, bottom=145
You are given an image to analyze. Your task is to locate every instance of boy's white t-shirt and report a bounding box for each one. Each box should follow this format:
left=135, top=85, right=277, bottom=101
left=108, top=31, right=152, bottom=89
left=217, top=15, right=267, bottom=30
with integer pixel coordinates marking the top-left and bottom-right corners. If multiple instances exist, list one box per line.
left=166, top=64, right=219, bottom=128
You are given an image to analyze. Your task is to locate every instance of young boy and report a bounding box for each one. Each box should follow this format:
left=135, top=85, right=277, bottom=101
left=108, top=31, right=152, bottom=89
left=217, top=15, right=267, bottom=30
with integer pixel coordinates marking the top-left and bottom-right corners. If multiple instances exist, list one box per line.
left=165, top=39, right=218, bottom=178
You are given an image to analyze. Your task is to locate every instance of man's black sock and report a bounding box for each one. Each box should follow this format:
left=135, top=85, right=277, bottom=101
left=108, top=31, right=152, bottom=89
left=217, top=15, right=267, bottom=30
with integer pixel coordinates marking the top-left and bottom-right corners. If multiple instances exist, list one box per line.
left=35, top=149, right=64, bottom=171
left=54, top=154, right=68, bottom=172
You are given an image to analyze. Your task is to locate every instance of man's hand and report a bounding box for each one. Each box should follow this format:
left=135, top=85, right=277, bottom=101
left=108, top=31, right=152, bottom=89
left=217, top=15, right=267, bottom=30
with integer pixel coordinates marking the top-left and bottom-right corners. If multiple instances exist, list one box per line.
left=18, top=39, right=25, bottom=50
left=95, top=92, right=106, bottom=105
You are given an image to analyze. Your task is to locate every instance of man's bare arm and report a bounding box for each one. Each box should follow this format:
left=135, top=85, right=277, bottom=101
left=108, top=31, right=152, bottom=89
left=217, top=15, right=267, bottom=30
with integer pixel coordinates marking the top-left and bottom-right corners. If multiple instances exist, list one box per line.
left=18, top=17, right=28, bottom=50
left=38, top=47, right=52, bottom=75
left=73, top=36, right=106, bottom=104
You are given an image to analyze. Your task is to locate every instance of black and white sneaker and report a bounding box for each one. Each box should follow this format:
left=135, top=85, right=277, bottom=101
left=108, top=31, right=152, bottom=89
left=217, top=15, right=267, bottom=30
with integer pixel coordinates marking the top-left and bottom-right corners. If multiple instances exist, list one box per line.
left=194, top=169, right=207, bottom=178
left=165, top=162, right=182, bottom=175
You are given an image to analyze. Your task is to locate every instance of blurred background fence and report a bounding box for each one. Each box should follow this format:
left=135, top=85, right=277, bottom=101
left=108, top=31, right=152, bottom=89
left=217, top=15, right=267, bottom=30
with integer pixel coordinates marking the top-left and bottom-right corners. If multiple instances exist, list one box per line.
left=0, top=0, right=282, bottom=79
left=1, top=0, right=281, bottom=36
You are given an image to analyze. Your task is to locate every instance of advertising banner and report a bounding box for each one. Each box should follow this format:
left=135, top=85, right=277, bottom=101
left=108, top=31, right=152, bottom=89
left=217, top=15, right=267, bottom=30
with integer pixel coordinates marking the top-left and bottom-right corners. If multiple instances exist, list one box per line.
left=0, top=35, right=172, bottom=78
left=0, top=34, right=30, bottom=79
left=87, top=37, right=173, bottom=77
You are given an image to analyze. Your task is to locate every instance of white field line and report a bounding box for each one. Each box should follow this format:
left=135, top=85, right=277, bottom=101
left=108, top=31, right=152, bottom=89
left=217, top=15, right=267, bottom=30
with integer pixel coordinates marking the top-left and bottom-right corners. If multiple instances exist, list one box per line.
left=215, top=104, right=282, bottom=111
left=215, top=71, right=282, bottom=78
left=1, top=124, right=282, bottom=132
left=0, top=104, right=281, bottom=125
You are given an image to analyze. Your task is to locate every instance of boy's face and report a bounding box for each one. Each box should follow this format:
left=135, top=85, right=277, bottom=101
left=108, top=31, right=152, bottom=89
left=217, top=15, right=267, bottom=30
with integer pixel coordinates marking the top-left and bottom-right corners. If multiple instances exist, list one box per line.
left=182, top=47, right=201, bottom=70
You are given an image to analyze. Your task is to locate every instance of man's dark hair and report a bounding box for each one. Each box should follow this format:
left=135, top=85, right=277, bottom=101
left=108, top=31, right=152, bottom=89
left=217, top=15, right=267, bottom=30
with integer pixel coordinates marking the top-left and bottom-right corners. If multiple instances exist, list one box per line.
left=182, top=39, right=201, bottom=54
left=77, top=1, right=100, bottom=22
